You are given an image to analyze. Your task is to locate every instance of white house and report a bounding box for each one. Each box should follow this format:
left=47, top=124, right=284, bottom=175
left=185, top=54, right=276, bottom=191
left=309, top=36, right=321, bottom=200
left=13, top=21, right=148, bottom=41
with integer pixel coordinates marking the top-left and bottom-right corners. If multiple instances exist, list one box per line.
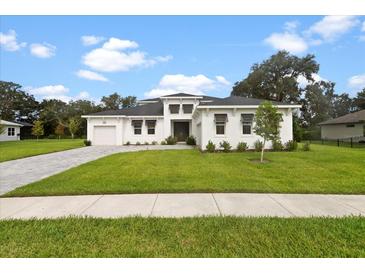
left=82, top=93, right=300, bottom=149
left=0, top=120, right=23, bottom=142
left=318, top=110, right=365, bottom=140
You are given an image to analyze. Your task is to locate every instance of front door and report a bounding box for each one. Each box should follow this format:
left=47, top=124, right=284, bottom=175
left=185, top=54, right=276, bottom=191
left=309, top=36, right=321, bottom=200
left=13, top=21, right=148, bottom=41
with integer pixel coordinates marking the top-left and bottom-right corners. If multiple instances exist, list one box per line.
left=173, top=122, right=189, bottom=142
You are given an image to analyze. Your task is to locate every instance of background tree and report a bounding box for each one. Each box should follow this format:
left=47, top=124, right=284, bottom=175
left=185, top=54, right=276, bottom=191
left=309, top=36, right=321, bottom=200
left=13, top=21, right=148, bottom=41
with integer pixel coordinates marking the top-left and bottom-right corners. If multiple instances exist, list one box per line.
left=32, top=120, right=44, bottom=140
left=254, top=101, right=283, bottom=163
left=354, top=88, right=365, bottom=110
left=39, top=99, right=69, bottom=136
left=101, top=93, right=123, bottom=110
left=122, top=96, right=137, bottom=108
left=0, top=123, right=5, bottom=135
left=0, top=81, right=39, bottom=121
left=68, top=118, right=80, bottom=139
left=232, top=51, right=319, bottom=103
left=54, top=124, right=65, bottom=139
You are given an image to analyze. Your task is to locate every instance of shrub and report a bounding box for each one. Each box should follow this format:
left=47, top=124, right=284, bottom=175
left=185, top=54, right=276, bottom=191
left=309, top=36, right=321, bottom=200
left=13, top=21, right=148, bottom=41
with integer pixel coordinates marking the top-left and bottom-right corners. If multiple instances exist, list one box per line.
left=136, top=141, right=141, bottom=146
left=206, top=140, right=216, bottom=152
left=272, top=140, right=284, bottom=151
left=144, top=141, right=149, bottom=145
left=151, top=141, right=158, bottom=145
left=219, top=141, right=232, bottom=152
left=125, top=141, right=130, bottom=146
left=160, top=140, right=167, bottom=145
left=48, top=134, right=56, bottom=139
left=165, top=135, right=178, bottom=145
left=186, top=135, right=196, bottom=145
left=303, top=141, right=311, bottom=151
left=84, top=140, right=91, bottom=146
left=254, top=140, right=264, bottom=152
left=236, top=142, right=248, bottom=152
left=285, top=140, right=298, bottom=151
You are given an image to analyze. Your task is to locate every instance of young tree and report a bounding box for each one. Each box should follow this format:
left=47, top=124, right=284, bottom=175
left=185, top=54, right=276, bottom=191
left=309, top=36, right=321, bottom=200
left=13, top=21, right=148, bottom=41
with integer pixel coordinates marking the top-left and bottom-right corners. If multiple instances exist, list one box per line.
left=254, top=101, right=283, bottom=163
left=32, top=120, right=44, bottom=140
left=54, top=124, right=65, bottom=139
left=68, top=118, right=80, bottom=139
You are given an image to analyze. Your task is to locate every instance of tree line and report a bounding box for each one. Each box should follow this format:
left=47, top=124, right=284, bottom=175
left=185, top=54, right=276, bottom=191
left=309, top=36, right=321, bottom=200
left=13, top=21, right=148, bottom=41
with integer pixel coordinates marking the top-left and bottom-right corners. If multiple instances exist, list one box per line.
left=231, top=51, right=365, bottom=140
left=1, top=50, right=364, bottom=140
left=0, top=81, right=137, bottom=138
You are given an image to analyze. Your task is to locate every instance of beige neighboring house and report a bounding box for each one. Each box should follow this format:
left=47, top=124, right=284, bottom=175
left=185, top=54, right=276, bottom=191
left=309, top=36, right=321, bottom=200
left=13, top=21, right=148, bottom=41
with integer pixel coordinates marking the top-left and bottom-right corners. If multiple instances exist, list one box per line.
left=0, top=120, right=23, bottom=141
left=318, top=110, right=365, bottom=140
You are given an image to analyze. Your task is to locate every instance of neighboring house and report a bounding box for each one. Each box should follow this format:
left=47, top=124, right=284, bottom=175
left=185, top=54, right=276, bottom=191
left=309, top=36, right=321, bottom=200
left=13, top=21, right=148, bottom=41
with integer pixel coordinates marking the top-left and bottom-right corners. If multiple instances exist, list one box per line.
left=82, top=93, right=300, bottom=149
left=318, top=110, right=365, bottom=140
left=0, top=120, right=23, bottom=141
left=16, top=121, right=34, bottom=139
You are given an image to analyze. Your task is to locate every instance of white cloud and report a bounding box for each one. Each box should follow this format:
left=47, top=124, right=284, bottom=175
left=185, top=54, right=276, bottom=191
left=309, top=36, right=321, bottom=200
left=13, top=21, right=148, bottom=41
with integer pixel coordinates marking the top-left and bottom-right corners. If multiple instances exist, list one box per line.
left=82, top=37, right=172, bottom=72
left=30, top=43, right=56, bottom=58
left=284, top=21, right=299, bottom=32
left=264, top=32, right=308, bottom=54
left=0, top=29, right=26, bottom=51
left=102, top=38, right=138, bottom=50
left=297, top=73, right=327, bottom=88
left=362, top=21, right=365, bottom=32
left=306, top=16, right=359, bottom=42
left=76, top=69, right=109, bottom=82
left=29, top=85, right=93, bottom=102
left=348, top=73, right=365, bottom=89
left=144, top=74, right=230, bottom=98
left=81, top=35, right=105, bottom=46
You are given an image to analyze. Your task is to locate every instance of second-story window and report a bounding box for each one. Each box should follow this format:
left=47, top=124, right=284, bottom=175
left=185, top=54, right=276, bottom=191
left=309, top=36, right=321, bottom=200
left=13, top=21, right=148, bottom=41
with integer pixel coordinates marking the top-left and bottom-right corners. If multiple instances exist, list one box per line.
left=131, top=120, right=143, bottom=135
left=169, top=104, right=180, bottom=114
left=182, top=104, right=193, bottom=114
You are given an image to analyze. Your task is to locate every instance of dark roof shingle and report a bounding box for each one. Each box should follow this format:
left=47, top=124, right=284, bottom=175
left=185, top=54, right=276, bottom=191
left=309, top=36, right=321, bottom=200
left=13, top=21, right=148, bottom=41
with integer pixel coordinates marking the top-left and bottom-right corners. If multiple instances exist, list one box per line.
left=199, top=96, right=290, bottom=106
left=87, top=102, right=163, bottom=116
left=318, top=110, right=365, bottom=125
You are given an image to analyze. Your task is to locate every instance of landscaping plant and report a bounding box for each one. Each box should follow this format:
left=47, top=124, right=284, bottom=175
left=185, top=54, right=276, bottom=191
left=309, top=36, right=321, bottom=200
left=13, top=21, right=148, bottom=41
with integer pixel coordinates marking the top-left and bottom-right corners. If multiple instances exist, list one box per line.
left=186, top=135, right=196, bottom=145
left=219, top=141, right=232, bottom=152
left=272, top=140, right=284, bottom=151
left=303, top=141, right=311, bottom=151
left=285, top=140, right=298, bottom=151
left=165, top=135, right=178, bottom=145
left=32, top=120, right=44, bottom=140
left=84, top=140, right=91, bottom=146
left=206, top=140, right=216, bottom=152
left=68, top=118, right=81, bottom=139
left=54, top=124, right=65, bottom=140
left=254, top=140, right=263, bottom=152
left=254, top=101, right=283, bottom=162
left=151, top=141, right=158, bottom=145
left=236, top=142, right=248, bottom=152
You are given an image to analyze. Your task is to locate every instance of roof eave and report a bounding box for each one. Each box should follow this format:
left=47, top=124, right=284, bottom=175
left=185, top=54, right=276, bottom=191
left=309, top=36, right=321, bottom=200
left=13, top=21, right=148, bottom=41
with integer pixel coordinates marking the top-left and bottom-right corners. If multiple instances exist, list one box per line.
left=196, top=104, right=301, bottom=109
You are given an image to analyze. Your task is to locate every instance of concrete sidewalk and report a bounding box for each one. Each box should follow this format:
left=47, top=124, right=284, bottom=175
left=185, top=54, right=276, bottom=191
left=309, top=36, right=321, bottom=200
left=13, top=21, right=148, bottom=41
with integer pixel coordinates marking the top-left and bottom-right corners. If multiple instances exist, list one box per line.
left=1, top=193, right=364, bottom=219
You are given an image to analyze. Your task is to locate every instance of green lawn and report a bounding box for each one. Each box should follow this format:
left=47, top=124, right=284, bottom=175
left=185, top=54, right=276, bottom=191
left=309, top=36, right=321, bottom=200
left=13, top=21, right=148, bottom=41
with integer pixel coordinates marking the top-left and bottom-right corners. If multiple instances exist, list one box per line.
left=5, top=144, right=365, bottom=196
left=0, top=139, right=84, bottom=162
left=0, top=216, right=364, bottom=257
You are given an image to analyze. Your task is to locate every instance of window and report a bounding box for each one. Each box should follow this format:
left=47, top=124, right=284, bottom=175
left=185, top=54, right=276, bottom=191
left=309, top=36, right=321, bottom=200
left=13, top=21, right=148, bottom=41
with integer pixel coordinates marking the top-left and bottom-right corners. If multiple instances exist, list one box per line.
left=346, top=124, right=355, bottom=128
left=131, top=120, right=142, bottom=135
left=182, top=104, right=194, bottom=114
left=8, top=127, right=15, bottom=136
left=214, top=114, right=227, bottom=135
left=169, top=104, right=180, bottom=114
left=146, top=120, right=156, bottom=135
left=241, top=114, right=254, bottom=135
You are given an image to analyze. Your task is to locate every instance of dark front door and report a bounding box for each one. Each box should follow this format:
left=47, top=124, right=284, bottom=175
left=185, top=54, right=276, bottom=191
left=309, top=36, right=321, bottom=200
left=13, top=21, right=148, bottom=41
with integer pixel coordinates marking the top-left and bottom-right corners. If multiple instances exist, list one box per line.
left=174, top=122, right=189, bottom=142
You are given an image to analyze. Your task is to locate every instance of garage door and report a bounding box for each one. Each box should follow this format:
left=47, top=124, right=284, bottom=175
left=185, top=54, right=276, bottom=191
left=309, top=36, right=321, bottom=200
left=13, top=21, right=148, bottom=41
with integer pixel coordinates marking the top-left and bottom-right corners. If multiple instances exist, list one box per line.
left=93, top=126, right=116, bottom=145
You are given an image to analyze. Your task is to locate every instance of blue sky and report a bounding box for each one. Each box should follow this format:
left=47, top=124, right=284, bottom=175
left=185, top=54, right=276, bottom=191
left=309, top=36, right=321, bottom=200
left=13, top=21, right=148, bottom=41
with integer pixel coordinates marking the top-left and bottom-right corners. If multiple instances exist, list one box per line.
left=1, top=16, right=365, bottom=102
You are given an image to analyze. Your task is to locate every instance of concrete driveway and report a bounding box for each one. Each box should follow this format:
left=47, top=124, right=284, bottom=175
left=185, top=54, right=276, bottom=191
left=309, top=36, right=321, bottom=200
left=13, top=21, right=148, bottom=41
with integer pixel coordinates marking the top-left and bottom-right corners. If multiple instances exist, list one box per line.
left=0, top=145, right=192, bottom=195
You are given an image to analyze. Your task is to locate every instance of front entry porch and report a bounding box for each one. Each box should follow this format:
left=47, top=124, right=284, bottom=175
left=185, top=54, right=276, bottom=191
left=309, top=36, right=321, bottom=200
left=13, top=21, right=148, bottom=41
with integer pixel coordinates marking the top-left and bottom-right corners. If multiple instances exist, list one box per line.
left=172, top=121, right=190, bottom=142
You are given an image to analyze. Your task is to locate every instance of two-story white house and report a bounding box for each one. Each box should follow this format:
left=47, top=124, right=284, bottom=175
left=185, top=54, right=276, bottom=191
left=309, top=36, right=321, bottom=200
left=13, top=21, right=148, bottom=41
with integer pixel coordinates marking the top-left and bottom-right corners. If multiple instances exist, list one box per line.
left=82, top=93, right=300, bottom=149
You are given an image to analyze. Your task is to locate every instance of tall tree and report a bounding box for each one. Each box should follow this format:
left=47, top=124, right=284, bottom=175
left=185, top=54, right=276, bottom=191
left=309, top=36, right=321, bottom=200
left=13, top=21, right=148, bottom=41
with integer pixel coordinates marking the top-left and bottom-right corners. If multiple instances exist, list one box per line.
left=0, top=81, right=39, bottom=121
left=232, top=51, right=319, bottom=103
left=254, top=101, right=283, bottom=163
left=354, top=88, right=365, bottom=110
left=122, top=96, right=137, bottom=108
left=32, top=120, right=44, bottom=140
left=101, top=93, right=123, bottom=110
left=332, top=93, right=354, bottom=117
left=39, top=99, right=68, bottom=136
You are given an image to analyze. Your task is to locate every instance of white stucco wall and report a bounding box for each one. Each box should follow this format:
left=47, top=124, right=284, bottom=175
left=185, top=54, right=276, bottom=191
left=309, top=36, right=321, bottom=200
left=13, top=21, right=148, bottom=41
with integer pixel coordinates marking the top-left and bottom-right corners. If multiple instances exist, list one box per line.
left=123, top=117, right=164, bottom=144
left=0, top=126, right=21, bottom=141
left=198, top=107, right=293, bottom=150
left=86, top=117, right=124, bottom=145
left=321, top=123, right=364, bottom=139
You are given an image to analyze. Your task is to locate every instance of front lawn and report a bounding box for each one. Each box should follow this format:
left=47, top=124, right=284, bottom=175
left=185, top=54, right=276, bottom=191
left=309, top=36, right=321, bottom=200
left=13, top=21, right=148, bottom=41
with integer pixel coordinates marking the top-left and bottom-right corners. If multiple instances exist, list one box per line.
left=0, top=139, right=84, bottom=162
left=0, top=216, right=364, bottom=257
left=5, top=144, right=365, bottom=196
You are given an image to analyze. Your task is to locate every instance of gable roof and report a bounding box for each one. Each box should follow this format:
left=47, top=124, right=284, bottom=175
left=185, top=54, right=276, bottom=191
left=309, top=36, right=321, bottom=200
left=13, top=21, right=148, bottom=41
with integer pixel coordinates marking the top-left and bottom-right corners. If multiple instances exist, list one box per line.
left=0, top=120, right=23, bottom=127
left=318, top=110, right=365, bottom=125
left=199, top=96, right=293, bottom=106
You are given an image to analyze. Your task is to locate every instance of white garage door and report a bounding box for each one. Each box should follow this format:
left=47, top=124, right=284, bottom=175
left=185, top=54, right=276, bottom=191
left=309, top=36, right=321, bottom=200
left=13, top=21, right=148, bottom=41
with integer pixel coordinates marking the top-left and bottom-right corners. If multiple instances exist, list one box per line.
left=93, top=126, right=116, bottom=145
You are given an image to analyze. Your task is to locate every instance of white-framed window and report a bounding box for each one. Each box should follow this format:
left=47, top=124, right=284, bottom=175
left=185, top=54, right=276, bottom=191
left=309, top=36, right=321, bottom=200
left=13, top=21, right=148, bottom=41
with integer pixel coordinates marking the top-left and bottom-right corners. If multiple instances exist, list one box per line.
left=214, top=114, right=227, bottom=135
left=241, top=114, right=254, bottom=135
left=131, top=120, right=143, bottom=135
left=169, top=104, right=180, bottom=114
left=146, top=120, right=156, bottom=135
left=8, top=127, right=15, bottom=136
